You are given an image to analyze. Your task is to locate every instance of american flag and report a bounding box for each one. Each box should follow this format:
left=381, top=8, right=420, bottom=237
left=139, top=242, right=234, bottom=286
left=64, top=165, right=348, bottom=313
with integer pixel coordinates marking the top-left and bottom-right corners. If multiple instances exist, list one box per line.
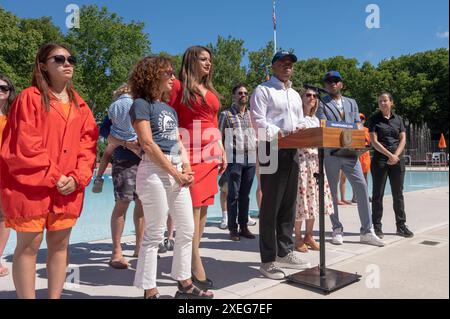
left=272, top=0, right=277, bottom=31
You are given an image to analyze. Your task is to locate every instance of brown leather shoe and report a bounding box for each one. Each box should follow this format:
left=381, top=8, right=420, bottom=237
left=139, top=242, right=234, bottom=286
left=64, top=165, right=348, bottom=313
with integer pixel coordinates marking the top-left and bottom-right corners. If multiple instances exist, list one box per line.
left=239, top=227, right=256, bottom=239
left=229, top=230, right=240, bottom=241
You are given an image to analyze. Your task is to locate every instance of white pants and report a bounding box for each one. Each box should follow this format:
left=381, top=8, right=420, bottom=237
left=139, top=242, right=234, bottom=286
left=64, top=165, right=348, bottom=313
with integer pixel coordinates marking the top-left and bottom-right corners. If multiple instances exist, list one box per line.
left=133, top=158, right=194, bottom=290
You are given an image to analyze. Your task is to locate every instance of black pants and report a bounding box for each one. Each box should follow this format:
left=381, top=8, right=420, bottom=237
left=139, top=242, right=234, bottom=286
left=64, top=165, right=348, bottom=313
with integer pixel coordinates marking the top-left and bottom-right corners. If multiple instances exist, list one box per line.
left=259, top=147, right=299, bottom=263
left=371, top=156, right=407, bottom=230
left=227, top=162, right=256, bottom=231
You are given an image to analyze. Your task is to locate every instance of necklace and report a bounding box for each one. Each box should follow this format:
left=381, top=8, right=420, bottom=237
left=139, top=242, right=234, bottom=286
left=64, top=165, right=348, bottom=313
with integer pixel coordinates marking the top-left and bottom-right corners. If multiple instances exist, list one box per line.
left=0, top=101, right=6, bottom=115
left=51, top=89, right=68, bottom=102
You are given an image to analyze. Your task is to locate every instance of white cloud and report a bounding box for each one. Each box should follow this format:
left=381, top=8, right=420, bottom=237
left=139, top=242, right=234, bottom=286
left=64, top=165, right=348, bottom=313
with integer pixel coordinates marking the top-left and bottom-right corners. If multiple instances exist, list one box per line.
left=436, top=31, right=449, bottom=38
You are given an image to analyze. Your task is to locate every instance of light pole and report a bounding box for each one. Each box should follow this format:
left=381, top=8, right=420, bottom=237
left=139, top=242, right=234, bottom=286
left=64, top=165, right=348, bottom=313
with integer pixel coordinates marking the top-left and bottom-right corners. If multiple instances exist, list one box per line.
left=273, top=0, right=277, bottom=54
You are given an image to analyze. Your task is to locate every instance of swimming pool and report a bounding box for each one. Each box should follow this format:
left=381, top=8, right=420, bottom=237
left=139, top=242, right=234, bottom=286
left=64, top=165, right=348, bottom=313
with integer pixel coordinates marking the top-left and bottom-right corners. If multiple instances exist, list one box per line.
left=2, top=170, right=448, bottom=255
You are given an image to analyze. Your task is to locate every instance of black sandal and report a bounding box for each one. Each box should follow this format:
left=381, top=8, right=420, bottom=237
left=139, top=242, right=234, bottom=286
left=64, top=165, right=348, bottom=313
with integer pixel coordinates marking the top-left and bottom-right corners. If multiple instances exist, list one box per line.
left=164, top=238, right=175, bottom=251
left=192, top=273, right=214, bottom=290
left=174, top=282, right=213, bottom=299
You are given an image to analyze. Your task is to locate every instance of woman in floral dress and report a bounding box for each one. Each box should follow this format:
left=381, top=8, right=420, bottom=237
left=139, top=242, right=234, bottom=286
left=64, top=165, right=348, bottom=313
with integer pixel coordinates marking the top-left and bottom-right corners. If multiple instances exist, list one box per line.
left=294, top=88, right=334, bottom=253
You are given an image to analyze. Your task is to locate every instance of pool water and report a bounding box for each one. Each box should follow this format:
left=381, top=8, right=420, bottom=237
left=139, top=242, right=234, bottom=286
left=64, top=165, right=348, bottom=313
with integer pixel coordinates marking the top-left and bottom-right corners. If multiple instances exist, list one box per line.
left=2, top=171, right=448, bottom=255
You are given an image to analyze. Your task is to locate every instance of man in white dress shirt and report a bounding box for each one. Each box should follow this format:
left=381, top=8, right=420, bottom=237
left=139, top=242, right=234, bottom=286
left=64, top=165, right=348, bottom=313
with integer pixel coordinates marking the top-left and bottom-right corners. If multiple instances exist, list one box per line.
left=250, top=51, right=311, bottom=280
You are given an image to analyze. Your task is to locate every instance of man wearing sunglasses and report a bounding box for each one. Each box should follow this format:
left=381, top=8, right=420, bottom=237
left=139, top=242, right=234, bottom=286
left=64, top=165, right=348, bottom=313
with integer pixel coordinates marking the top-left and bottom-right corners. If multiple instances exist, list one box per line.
left=218, top=84, right=257, bottom=241
left=316, top=71, right=385, bottom=247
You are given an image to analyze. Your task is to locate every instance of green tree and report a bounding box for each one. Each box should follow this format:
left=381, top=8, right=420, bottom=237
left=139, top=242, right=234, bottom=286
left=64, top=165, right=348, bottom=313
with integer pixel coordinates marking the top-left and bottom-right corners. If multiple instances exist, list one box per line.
left=377, top=49, right=449, bottom=136
left=207, top=36, right=247, bottom=109
left=159, top=51, right=182, bottom=75
left=247, top=41, right=275, bottom=90
left=0, top=8, right=65, bottom=90
left=293, top=58, right=328, bottom=90
left=66, top=5, right=151, bottom=120
left=351, top=61, right=388, bottom=117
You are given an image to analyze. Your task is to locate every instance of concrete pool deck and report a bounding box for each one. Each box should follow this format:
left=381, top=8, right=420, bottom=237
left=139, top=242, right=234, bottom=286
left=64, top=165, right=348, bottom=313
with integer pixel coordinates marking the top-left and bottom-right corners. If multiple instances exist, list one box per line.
left=0, top=186, right=448, bottom=299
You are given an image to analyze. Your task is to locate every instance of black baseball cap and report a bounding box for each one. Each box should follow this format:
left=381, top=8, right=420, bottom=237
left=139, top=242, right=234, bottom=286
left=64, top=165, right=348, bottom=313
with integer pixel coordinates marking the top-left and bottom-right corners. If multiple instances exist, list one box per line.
left=272, top=51, right=298, bottom=64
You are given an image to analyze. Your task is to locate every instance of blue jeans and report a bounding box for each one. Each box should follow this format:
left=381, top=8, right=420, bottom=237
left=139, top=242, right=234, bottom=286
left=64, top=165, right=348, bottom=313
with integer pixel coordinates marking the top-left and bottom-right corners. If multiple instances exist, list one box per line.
left=226, top=162, right=256, bottom=231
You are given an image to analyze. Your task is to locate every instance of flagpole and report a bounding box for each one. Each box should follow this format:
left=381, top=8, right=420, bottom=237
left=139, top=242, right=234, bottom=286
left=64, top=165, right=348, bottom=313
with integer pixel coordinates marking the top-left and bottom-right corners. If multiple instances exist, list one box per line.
left=273, top=0, right=277, bottom=54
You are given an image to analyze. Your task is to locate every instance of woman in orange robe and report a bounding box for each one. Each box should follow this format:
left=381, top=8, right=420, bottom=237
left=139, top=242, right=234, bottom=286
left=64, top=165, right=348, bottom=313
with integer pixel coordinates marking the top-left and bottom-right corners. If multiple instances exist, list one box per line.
left=0, top=43, right=98, bottom=299
left=0, top=73, right=16, bottom=278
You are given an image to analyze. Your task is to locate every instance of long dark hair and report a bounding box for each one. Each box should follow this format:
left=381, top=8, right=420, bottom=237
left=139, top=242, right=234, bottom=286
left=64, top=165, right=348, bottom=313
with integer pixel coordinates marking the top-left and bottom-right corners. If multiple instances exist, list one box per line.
left=179, top=46, right=219, bottom=108
left=31, top=43, right=78, bottom=112
left=0, top=73, right=16, bottom=115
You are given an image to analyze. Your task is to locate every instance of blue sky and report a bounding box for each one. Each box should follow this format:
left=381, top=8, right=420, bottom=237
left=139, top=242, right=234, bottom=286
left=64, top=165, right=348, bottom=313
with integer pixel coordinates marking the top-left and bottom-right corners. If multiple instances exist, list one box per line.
left=1, top=0, right=448, bottom=65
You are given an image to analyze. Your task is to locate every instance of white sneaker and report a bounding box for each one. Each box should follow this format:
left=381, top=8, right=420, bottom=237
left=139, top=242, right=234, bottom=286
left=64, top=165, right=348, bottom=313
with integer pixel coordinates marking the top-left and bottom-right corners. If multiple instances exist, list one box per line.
left=331, top=229, right=344, bottom=245
left=276, top=252, right=311, bottom=270
left=360, top=231, right=385, bottom=247
left=219, top=217, right=228, bottom=230
left=259, top=262, right=286, bottom=280
left=247, top=216, right=257, bottom=226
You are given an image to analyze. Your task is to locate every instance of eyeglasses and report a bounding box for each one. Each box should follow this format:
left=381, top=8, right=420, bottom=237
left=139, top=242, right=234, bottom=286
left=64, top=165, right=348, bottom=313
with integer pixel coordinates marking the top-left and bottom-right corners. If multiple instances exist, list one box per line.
left=47, top=55, right=77, bottom=66
left=238, top=92, right=248, bottom=96
left=305, top=93, right=317, bottom=99
left=0, top=85, right=11, bottom=93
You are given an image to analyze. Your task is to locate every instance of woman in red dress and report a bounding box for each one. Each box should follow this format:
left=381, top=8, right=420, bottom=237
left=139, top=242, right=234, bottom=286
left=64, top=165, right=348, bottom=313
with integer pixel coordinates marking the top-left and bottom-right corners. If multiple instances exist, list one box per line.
left=169, top=46, right=227, bottom=289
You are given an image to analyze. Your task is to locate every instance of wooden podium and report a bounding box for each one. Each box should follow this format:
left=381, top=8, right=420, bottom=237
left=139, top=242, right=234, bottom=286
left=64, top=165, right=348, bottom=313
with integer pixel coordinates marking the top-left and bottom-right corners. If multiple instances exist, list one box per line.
left=278, top=127, right=365, bottom=149
left=279, top=126, right=365, bottom=293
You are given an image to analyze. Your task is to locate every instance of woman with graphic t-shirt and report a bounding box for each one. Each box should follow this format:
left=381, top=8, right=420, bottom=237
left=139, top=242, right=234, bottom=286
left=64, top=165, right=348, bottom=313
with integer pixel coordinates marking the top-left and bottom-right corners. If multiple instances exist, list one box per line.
left=130, top=56, right=213, bottom=299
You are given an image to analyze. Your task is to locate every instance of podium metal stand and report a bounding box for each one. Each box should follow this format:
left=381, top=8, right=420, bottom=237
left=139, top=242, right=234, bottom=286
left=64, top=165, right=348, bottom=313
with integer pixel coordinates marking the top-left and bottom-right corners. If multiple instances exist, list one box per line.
left=278, top=126, right=364, bottom=293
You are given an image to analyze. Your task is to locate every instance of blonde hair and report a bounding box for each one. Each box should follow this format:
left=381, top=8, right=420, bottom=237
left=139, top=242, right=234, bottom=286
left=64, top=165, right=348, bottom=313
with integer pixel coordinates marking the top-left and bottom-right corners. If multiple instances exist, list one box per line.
left=113, top=83, right=131, bottom=101
left=299, top=88, right=319, bottom=117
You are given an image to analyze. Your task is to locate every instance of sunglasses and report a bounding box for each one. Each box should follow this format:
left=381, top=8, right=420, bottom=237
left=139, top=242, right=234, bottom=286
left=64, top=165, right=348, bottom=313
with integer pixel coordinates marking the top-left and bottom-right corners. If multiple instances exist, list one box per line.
left=161, top=70, right=176, bottom=78
left=48, top=55, right=77, bottom=66
left=305, top=93, right=317, bottom=99
left=238, top=92, right=249, bottom=96
left=0, top=85, right=11, bottom=93
left=325, top=78, right=341, bottom=84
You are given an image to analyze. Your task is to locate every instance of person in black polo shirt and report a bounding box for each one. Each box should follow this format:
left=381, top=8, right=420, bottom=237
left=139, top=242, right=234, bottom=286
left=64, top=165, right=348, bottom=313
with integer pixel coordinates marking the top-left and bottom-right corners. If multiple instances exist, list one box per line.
left=369, top=92, right=414, bottom=238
